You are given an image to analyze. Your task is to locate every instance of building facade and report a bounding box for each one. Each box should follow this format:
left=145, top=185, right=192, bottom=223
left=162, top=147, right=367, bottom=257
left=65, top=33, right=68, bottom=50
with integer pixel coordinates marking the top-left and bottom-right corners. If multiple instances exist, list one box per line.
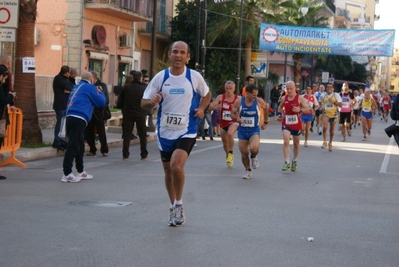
left=33, top=0, right=172, bottom=123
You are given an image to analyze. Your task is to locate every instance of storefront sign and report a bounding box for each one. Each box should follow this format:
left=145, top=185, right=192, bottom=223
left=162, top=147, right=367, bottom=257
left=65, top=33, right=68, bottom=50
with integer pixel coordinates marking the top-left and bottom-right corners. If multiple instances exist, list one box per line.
left=92, top=25, right=107, bottom=45
left=22, top=57, right=35, bottom=73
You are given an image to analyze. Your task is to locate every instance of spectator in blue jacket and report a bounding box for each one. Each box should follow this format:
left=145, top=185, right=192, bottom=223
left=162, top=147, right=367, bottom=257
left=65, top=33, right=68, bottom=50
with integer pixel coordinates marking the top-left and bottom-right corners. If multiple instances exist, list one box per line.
left=61, top=71, right=106, bottom=183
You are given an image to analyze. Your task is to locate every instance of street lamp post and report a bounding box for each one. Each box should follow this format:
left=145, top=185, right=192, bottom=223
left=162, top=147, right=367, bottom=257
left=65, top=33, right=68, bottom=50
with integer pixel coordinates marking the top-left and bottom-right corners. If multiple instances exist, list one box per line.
left=150, top=0, right=157, bottom=79
left=236, top=0, right=244, bottom=94
left=201, top=0, right=207, bottom=78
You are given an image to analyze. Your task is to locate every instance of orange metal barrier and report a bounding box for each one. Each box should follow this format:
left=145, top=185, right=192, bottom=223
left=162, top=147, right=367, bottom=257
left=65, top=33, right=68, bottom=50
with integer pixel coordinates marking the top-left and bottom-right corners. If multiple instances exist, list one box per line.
left=0, top=108, right=26, bottom=169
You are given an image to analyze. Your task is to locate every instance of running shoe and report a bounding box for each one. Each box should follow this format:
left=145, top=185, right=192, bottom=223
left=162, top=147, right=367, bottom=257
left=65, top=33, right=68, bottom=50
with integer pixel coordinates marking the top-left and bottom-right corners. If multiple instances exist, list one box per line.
left=251, top=156, right=259, bottom=169
left=242, top=170, right=252, bottom=179
left=304, top=141, right=308, bottom=147
left=348, top=129, right=351, bottom=137
left=173, top=205, right=185, bottom=226
left=291, top=160, right=297, bottom=172
left=328, top=142, right=333, bottom=152
left=341, top=136, right=346, bottom=142
left=310, top=127, right=313, bottom=132
left=321, top=141, right=327, bottom=149
left=61, top=173, right=81, bottom=183
left=226, top=152, right=234, bottom=167
left=362, top=136, right=367, bottom=141
left=168, top=208, right=175, bottom=226
left=76, top=171, right=93, bottom=180
left=367, top=129, right=371, bottom=136
left=282, top=162, right=291, bottom=171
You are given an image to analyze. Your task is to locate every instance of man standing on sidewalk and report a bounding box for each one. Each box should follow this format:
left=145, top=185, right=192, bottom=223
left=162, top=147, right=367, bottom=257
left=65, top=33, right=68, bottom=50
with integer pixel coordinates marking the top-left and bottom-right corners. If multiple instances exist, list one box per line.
left=52, top=66, right=73, bottom=151
left=61, top=72, right=106, bottom=183
left=122, top=70, right=148, bottom=160
left=85, top=71, right=109, bottom=157
left=141, top=41, right=210, bottom=226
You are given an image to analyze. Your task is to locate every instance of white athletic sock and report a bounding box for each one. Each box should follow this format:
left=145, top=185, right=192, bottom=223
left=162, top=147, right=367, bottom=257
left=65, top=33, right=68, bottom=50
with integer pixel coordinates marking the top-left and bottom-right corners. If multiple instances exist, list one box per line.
left=174, top=199, right=183, bottom=206
left=293, top=158, right=297, bottom=162
left=170, top=204, right=174, bottom=209
left=285, top=158, right=290, bottom=163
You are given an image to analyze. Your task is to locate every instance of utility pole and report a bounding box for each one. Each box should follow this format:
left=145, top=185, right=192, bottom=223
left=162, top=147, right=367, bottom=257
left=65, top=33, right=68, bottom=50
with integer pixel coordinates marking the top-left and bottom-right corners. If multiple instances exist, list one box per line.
left=150, top=0, right=157, bottom=79
left=195, top=0, right=201, bottom=72
left=236, top=0, right=244, bottom=94
left=201, top=0, right=207, bottom=77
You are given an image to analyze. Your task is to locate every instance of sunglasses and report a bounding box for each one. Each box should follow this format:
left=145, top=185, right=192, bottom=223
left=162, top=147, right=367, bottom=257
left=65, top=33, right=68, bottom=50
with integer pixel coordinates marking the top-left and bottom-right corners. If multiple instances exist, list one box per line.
left=144, top=79, right=149, bottom=82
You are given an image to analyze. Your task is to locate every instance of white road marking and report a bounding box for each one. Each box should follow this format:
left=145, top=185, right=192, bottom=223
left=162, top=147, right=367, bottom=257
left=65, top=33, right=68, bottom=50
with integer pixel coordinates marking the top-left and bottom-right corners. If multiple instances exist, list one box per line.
left=379, top=137, right=394, bottom=174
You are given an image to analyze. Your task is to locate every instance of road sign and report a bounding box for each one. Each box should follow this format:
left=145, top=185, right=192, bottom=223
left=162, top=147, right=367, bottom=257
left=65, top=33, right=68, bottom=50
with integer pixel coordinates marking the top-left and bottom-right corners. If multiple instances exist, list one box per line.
left=0, top=28, right=15, bottom=42
left=251, top=52, right=268, bottom=78
left=22, top=57, right=35, bottom=73
left=0, top=0, right=19, bottom=28
left=329, top=77, right=335, bottom=84
left=322, top=72, right=329, bottom=83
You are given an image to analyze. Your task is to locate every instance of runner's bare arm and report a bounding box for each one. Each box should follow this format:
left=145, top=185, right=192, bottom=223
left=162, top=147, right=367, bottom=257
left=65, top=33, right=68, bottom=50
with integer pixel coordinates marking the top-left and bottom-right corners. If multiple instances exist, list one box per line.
left=209, top=94, right=222, bottom=111
left=194, top=92, right=211, bottom=118
left=141, top=92, right=162, bottom=110
left=230, top=98, right=241, bottom=122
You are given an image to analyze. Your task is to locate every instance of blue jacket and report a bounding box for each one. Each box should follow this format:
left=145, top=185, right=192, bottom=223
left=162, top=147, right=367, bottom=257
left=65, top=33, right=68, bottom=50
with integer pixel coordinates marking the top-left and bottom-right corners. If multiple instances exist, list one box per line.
left=66, top=80, right=106, bottom=123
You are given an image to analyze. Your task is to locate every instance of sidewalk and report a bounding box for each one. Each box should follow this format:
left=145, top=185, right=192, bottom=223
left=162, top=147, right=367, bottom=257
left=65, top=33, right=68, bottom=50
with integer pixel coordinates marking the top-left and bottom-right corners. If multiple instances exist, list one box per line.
left=0, top=126, right=157, bottom=164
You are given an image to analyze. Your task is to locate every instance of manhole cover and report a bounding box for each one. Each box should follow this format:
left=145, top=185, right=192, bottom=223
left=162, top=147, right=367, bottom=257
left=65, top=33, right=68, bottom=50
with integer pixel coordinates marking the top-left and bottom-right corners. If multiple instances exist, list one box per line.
left=69, top=201, right=132, bottom=207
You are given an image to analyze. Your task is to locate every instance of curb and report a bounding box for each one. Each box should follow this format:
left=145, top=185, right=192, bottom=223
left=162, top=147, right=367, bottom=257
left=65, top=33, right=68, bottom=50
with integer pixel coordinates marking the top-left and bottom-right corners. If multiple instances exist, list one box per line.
left=1, top=135, right=157, bottom=164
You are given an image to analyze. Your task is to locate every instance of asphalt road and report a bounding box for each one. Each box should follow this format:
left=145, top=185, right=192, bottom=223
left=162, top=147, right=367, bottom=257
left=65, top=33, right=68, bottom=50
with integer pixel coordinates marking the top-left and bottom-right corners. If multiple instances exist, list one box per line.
left=1, top=115, right=398, bottom=267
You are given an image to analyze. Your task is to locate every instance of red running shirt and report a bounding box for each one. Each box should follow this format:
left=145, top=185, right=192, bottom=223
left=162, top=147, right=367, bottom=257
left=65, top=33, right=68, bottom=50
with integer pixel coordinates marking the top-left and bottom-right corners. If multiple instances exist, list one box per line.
left=219, top=94, right=238, bottom=128
left=382, top=97, right=391, bottom=111
left=282, top=94, right=302, bottom=130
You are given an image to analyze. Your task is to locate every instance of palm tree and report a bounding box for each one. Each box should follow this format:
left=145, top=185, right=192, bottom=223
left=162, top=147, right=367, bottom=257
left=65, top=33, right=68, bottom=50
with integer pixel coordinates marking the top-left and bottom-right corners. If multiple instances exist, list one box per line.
left=14, top=0, right=42, bottom=145
left=277, top=0, right=329, bottom=86
left=315, top=55, right=354, bottom=79
left=207, top=0, right=279, bottom=79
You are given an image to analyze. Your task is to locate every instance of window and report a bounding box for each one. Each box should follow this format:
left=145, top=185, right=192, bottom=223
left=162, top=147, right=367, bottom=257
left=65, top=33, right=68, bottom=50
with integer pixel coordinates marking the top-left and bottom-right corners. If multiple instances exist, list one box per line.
left=88, top=60, right=103, bottom=79
left=118, top=63, right=130, bottom=86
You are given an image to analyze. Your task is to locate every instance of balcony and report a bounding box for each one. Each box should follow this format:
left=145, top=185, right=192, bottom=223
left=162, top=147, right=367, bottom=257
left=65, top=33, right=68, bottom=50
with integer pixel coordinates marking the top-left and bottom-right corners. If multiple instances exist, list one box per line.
left=350, top=16, right=371, bottom=29
left=336, top=8, right=351, bottom=21
left=322, top=0, right=336, bottom=15
left=137, top=15, right=172, bottom=42
left=85, top=0, right=153, bottom=22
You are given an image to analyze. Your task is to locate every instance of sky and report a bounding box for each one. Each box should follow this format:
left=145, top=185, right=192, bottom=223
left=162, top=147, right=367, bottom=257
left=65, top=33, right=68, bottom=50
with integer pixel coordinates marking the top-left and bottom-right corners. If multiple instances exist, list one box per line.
left=374, top=0, right=398, bottom=48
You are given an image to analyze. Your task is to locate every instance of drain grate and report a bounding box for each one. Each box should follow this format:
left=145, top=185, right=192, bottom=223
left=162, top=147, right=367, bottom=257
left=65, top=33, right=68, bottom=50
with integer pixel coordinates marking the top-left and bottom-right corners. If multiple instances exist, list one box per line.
left=69, top=201, right=133, bottom=207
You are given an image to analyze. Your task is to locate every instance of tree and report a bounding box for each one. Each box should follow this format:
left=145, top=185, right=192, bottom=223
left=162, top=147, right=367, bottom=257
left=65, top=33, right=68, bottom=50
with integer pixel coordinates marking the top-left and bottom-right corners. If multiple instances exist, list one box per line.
left=207, top=0, right=278, bottom=80
left=343, top=61, right=367, bottom=83
left=170, top=0, right=199, bottom=71
left=14, top=0, right=42, bottom=145
left=315, top=55, right=354, bottom=79
left=277, top=0, right=329, bottom=85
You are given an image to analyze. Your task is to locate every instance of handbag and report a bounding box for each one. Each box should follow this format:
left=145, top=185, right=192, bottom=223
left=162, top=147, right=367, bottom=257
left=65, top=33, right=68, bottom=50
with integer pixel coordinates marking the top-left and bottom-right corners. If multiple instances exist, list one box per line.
left=58, top=84, right=83, bottom=142
left=58, top=116, right=68, bottom=142
left=104, top=106, right=111, bottom=121
left=0, top=107, right=6, bottom=138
